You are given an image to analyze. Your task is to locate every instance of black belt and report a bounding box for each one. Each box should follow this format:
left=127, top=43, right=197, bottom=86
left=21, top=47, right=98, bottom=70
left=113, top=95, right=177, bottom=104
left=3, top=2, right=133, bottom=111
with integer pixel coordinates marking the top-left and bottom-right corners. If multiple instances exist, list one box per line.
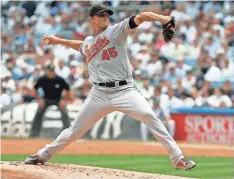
left=94, top=80, right=127, bottom=87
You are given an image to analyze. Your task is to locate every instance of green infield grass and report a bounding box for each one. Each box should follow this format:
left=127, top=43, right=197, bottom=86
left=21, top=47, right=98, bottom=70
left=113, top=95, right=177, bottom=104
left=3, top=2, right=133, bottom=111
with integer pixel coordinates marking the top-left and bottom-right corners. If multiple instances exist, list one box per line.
left=1, top=155, right=233, bottom=179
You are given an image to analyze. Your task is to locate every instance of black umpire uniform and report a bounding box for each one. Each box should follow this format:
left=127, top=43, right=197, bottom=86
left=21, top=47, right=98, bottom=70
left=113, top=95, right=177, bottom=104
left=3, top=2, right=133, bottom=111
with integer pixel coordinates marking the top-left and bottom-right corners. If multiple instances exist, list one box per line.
left=30, top=64, right=71, bottom=137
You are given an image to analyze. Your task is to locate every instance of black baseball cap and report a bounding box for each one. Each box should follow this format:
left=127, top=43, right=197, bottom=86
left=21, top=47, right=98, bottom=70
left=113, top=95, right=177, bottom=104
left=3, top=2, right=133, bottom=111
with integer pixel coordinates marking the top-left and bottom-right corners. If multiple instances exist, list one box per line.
left=89, top=4, right=114, bottom=17
left=44, top=63, right=55, bottom=71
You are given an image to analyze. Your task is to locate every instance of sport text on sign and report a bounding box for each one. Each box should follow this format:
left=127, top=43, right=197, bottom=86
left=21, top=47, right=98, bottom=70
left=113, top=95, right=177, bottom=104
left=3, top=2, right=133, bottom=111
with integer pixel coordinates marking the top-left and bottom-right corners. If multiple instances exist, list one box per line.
left=185, top=115, right=234, bottom=144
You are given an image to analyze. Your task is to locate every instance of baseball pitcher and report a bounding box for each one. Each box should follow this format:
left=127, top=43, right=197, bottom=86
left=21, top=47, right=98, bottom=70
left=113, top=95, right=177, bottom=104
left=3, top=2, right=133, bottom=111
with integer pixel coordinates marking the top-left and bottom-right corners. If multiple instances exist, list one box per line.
left=25, top=4, right=196, bottom=170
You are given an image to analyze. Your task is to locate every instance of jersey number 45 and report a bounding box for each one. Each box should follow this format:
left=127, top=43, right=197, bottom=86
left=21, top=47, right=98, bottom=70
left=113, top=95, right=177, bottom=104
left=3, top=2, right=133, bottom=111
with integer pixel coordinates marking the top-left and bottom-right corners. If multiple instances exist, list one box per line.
left=102, top=47, right=118, bottom=61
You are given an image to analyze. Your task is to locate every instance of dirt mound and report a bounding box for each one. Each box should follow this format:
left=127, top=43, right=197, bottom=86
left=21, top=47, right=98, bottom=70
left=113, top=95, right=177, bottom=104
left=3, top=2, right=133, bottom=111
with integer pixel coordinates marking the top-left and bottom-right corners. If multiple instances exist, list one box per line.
left=1, top=161, right=194, bottom=179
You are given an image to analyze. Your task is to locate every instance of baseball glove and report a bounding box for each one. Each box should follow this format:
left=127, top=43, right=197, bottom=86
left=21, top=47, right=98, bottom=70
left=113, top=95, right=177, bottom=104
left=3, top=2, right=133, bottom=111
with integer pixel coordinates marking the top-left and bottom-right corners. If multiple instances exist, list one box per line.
left=162, top=17, right=175, bottom=42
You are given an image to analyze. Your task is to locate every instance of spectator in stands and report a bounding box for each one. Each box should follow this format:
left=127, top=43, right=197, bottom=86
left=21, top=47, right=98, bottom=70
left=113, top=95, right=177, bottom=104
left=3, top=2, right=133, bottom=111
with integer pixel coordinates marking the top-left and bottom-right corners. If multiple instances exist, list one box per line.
left=128, top=35, right=142, bottom=56
left=29, top=63, right=72, bottom=137
left=153, top=86, right=169, bottom=111
left=22, top=1, right=37, bottom=17
left=163, top=62, right=179, bottom=87
left=145, top=50, right=163, bottom=80
left=0, top=87, right=11, bottom=108
left=187, top=39, right=201, bottom=58
left=28, top=64, right=43, bottom=85
left=139, top=78, right=154, bottom=100
left=221, top=58, right=234, bottom=80
left=55, top=59, right=71, bottom=80
left=203, top=36, right=222, bottom=58
left=11, top=82, right=23, bottom=104
left=205, top=58, right=222, bottom=82
left=190, top=87, right=202, bottom=107
left=180, top=91, right=195, bottom=107
left=196, top=81, right=212, bottom=107
left=167, top=87, right=184, bottom=109
left=161, top=36, right=187, bottom=59
left=175, top=58, right=192, bottom=78
left=133, top=69, right=144, bottom=89
left=43, top=48, right=55, bottom=62
left=207, top=88, right=232, bottom=108
left=135, top=45, right=151, bottom=69
left=181, top=70, right=196, bottom=92
left=138, top=28, right=154, bottom=44
left=1, top=72, right=16, bottom=94
left=179, top=15, right=197, bottom=43
left=170, top=4, right=186, bottom=22
left=222, top=80, right=234, bottom=98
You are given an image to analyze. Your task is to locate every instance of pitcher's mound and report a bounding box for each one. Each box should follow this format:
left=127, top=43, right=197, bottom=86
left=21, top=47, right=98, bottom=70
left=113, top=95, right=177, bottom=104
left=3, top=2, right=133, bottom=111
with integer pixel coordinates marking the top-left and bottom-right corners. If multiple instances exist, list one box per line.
left=1, top=161, right=194, bottom=179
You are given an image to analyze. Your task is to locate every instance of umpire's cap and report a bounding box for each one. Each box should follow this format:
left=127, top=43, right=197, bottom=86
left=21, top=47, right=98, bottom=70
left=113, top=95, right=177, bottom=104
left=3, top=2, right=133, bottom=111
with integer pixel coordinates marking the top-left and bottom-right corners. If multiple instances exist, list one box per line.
left=89, top=4, right=114, bottom=17
left=44, top=63, right=55, bottom=71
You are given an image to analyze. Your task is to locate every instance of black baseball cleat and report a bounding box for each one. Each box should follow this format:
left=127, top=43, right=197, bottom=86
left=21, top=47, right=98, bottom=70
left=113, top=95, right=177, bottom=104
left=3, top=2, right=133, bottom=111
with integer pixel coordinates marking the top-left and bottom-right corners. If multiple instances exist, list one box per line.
left=24, top=154, right=45, bottom=165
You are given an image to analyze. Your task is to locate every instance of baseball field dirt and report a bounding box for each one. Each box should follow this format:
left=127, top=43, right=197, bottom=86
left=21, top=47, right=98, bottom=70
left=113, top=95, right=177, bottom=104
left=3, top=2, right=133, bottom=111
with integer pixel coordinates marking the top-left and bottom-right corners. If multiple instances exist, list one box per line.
left=1, top=139, right=233, bottom=179
left=2, top=161, right=195, bottom=179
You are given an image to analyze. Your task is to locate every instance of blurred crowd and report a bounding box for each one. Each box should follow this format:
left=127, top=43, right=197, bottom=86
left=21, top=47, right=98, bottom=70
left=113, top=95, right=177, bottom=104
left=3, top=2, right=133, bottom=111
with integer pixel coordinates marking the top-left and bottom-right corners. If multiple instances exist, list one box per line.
left=1, top=1, right=234, bottom=111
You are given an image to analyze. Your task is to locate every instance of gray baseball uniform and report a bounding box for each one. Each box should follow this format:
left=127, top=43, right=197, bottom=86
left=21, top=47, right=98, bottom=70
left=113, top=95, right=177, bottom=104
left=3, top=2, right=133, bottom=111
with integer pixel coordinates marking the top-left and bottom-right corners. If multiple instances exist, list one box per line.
left=37, top=17, right=183, bottom=164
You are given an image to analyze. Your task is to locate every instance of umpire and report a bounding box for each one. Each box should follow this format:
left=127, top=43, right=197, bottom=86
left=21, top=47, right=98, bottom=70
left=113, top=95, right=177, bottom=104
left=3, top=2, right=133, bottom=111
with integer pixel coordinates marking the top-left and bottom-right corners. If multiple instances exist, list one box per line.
left=30, top=63, right=71, bottom=137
